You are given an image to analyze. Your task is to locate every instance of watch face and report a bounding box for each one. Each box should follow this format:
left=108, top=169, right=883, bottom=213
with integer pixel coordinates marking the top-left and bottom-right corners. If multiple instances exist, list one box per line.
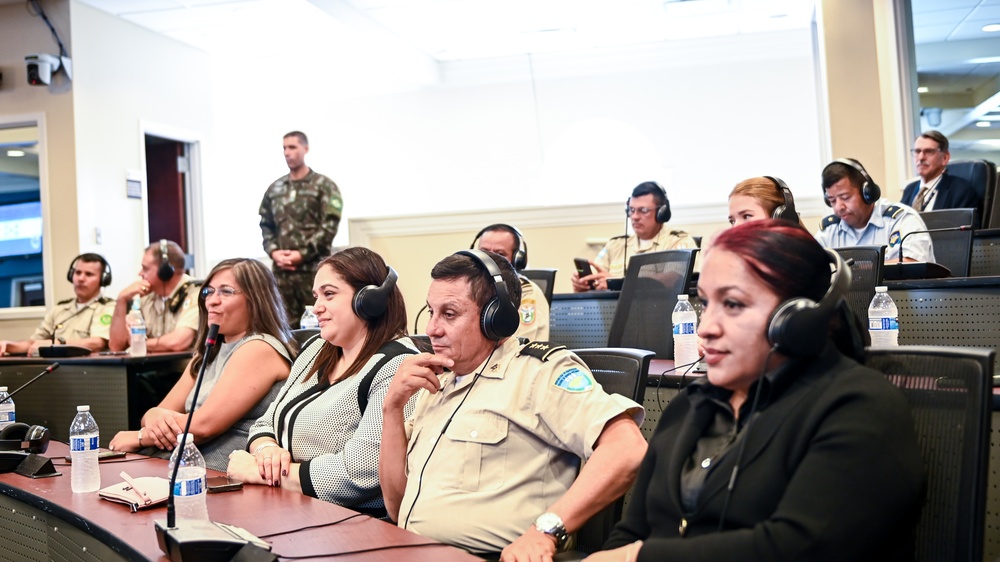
left=536, top=512, right=564, bottom=533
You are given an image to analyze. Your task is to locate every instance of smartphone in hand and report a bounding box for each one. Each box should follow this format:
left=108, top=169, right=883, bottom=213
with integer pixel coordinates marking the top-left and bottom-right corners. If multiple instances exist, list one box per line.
left=574, top=258, right=596, bottom=289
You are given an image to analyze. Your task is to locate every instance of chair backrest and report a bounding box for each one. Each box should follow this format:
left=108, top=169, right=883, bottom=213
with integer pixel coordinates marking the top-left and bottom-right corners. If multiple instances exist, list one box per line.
left=290, top=328, right=320, bottom=353
left=865, top=345, right=994, bottom=562
left=571, top=347, right=654, bottom=554
left=408, top=334, right=432, bottom=353
left=607, top=249, right=698, bottom=359
left=946, top=160, right=995, bottom=227
left=919, top=209, right=976, bottom=277
left=833, top=245, right=885, bottom=329
left=520, top=268, right=557, bottom=305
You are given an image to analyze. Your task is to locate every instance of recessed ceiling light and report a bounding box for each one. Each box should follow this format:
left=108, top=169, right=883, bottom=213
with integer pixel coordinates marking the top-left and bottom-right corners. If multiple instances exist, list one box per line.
left=977, top=121, right=992, bottom=127
left=6, top=150, right=24, bottom=157
left=917, top=86, right=929, bottom=93
left=982, top=23, right=1000, bottom=32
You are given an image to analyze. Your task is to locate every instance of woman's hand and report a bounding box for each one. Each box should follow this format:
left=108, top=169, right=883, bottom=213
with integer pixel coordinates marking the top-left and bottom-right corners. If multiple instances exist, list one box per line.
left=142, top=407, right=184, bottom=450
left=243, top=442, right=292, bottom=487
left=108, top=430, right=143, bottom=453
left=227, top=451, right=267, bottom=485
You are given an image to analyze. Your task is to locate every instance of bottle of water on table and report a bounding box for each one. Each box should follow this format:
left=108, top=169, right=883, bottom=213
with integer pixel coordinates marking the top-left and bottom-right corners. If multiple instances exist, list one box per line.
left=168, top=433, right=209, bottom=521
left=70, top=405, right=101, bottom=493
left=868, top=286, right=899, bottom=348
left=672, top=295, right=699, bottom=368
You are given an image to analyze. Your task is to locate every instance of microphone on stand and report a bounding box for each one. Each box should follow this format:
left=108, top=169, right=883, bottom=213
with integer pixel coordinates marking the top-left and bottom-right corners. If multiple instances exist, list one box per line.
left=155, top=324, right=274, bottom=562
left=0, top=362, right=60, bottom=404
left=896, top=225, right=971, bottom=264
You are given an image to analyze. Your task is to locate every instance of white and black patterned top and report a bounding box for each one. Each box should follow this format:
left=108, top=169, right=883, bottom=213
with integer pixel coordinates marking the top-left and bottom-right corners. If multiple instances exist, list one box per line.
left=248, top=336, right=418, bottom=515
left=185, top=332, right=290, bottom=472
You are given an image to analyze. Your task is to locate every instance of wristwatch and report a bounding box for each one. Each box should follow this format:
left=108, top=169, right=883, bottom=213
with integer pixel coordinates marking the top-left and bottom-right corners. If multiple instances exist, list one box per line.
left=534, top=512, right=569, bottom=551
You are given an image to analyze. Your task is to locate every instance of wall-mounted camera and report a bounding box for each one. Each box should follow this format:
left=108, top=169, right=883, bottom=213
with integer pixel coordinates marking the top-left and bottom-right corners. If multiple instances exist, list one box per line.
left=25, top=54, right=61, bottom=86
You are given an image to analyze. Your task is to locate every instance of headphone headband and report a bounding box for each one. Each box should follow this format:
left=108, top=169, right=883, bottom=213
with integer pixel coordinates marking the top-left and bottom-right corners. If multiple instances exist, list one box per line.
left=823, top=159, right=881, bottom=205
left=67, top=254, right=112, bottom=287
left=762, top=176, right=799, bottom=224
left=455, top=249, right=519, bottom=340
left=471, top=224, right=528, bottom=271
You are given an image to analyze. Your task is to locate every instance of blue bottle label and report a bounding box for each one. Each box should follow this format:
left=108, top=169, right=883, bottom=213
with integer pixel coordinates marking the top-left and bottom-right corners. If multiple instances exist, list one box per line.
left=673, top=322, right=696, bottom=335
left=868, top=317, right=898, bottom=331
left=70, top=436, right=99, bottom=452
left=173, top=476, right=205, bottom=496
left=0, top=411, right=14, bottom=423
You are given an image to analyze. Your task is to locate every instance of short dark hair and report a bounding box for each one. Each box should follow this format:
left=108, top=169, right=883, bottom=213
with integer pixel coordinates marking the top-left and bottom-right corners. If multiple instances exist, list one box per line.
left=631, top=181, right=667, bottom=207
left=480, top=224, right=521, bottom=257
left=284, top=131, right=308, bottom=146
left=918, top=130, right=949, bottom=153
left=431, top=250, right=521, bottom=312
left=822, top=158, right=866, bottom=193
left=145, top=240, right=186, bottom=273
left=75, top=253, right=107, bottom=275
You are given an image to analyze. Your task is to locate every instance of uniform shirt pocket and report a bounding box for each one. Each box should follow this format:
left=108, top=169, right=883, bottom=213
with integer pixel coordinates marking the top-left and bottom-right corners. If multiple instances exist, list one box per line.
left=444, top=413, right=508, bottom=492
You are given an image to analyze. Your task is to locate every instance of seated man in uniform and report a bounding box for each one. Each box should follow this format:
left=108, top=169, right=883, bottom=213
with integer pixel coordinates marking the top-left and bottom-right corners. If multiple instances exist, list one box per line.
left=474, top=223, right=549, bottom=342
left=816, top=158, right=934, bottom=263
left=380, top=249, right=647, bottom=560
left=108, top=240, right=200, bottom=352
left=572, top=181, right=696, bottom=291
left=901, top=130, right=979, bottom=214
left=0, top=253, right=114, bottom=355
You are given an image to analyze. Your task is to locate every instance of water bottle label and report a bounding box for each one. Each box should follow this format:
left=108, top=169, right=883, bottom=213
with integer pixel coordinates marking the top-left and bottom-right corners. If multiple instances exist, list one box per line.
left=130, top=327, right=146, bottom=335
left=868, top=317, right=899, bottom=331
left=0, top=411, right=14, bottom=423
left=70, top=436, right=99, bottom=452
left=673, top=322, right=696, bottom=335
left=174, top=476, right=205, bottom=496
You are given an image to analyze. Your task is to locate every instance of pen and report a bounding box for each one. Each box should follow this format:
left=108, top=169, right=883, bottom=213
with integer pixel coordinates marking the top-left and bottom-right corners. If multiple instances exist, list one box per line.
left=120, top=471, right=151, bottom=505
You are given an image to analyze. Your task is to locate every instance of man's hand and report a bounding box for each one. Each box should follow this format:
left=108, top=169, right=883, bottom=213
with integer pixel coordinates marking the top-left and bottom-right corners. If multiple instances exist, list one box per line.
left=119, top=278, right=152, bottom=302
left=500, top=526, right=558, bottom=562
left=571, top=261, right=610, bottom=292
left=142, top=408, right=184, bottom=450
left=384, top=353, right=454, bottom=410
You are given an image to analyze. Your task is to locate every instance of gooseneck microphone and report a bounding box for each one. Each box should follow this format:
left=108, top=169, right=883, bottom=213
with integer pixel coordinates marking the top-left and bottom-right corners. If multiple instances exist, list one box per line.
left=0, top=362, right=60, bottom=404
left=155, top=324, right=274, bottom=562
left=896, top=225, right=971, bottom=264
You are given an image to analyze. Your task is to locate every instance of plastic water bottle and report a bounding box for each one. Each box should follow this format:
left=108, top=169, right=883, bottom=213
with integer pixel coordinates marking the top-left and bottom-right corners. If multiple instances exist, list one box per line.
left=69, top=405, right=100, bottom=493
left=672, top=295, right=699, bottom=368
left=168, top=434, right=209, bottom=521
left=127, top=296, right=147, bottom=357
left=300, top=306, right=319, bottom=330
left=868, top=286, right=899, bottom=348
left=0, top=387, right=14, bottom=431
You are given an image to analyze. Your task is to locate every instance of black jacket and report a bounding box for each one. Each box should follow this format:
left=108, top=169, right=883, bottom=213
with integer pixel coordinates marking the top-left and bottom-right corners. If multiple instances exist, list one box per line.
left=901, top=172, right=980, bottom=215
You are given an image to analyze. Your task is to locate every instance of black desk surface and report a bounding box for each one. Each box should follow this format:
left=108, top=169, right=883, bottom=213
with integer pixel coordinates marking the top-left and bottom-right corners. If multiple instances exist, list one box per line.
left=0, top=351, right=192, bottom=367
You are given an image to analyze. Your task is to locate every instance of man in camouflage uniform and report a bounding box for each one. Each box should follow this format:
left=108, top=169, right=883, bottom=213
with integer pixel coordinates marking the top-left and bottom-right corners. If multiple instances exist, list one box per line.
left=0, top=253, right=114, bottom=355
left=259, top=131, right=343, bottom=328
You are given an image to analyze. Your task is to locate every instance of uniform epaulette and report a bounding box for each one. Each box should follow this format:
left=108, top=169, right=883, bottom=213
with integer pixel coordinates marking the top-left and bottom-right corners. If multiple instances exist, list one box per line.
left=518, top=341, right=568, bottom=362
left=57, top=297, right=73, bottom=305
left=97, top=296, right=112, bottom=305
left=669, top=230, right=688, bottom=237
left=882, top=205, right=904, bottom=219
left=820, top=214, right=840, bottom=231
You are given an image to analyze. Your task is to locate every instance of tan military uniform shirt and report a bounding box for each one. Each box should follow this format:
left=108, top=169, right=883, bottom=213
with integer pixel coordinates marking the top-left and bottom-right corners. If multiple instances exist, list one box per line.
left=139, top=274, right=200, bottom=340
left=515, top=277, right=549, bottom=342
left=30, top=296, right=113, bottom=342
left=594, top=227, right=697, bottom=278
left=398, top=338, right=643, bottom=554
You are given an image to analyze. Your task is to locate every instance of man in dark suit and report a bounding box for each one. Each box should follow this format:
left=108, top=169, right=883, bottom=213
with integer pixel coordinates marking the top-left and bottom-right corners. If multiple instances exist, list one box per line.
left=901, top=130, right=979, bottom=213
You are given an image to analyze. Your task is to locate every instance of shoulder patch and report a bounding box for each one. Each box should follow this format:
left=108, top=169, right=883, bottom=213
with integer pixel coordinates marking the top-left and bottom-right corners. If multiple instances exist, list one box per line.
left=100, top=314, right=112, bottom=326
left=519, top=341, right=567, bottom=362
left=553, top=367, right=595, bottom=393
left=57, top=297, right=73, bottom=305
left=888, top=231, right=902, bottom=247
left=883, top=205, right=904, bottom=219
left=328, top=192, right=343, bottom=213
left=820, top=214, right=840, bottom=231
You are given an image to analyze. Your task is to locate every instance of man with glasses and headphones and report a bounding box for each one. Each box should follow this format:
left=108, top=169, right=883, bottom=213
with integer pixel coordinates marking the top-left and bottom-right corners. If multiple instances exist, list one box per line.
left=572, top=181, right=696, bottom=292
left=474, top=223, right=549, bottom=342
left=816, top=158, right=934, bottom=263
left=108, top=240, right=200, bottom=353
left=901, top=130, right=979, bottom=213
left=0, top=253, right=114, bottom=356
left=380, top=250, right=646, bottom=560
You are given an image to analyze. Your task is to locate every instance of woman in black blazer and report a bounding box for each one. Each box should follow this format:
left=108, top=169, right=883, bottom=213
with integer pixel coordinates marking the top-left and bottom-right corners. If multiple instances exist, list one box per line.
left=590, top=220, right=925, bottom=562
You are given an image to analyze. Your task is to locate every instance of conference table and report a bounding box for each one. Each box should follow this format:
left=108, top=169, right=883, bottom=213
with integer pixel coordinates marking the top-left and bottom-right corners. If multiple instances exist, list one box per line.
left=0, top=441, right=481, bottom=562
left=0, top=352, right=192, bottom=448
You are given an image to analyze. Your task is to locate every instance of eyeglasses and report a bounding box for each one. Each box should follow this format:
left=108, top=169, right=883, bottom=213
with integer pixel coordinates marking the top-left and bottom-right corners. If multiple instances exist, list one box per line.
left=910, top=148, right=942, bottom=156
left=626, top=206, right=657, bottom=217
left=201, top=286, right=242, bottom=298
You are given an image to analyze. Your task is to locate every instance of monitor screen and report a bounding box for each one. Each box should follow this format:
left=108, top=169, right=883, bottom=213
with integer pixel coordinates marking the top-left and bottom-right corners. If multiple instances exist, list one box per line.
left=0, top=201, right=42, bottom=258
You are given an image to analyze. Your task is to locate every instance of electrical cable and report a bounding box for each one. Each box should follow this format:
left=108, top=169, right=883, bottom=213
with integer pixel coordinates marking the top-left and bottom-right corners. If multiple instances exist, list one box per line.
left=26, top=0, right=68, bottom=57
left=257, top=513, right=371, bottom=539
left=653, top=356, right=703, bottom=415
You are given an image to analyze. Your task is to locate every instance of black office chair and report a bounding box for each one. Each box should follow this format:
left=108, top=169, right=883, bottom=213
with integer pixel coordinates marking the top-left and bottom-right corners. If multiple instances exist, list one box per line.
left=865, top=346, right=994, bottom=562
left=945, top=160, right=994, bottom=227
left=971, top=229, right=1000, bottom=276
left=290, top=328, right=320, bottom=353
left=570, top=347, right=654, bottom=555
left=607, top=249, right=698, bottom=359
left=833, top=245, right=885, bottom=328
left=520, top=268, right=557, bottom=305
left=919, top=208, right=976, bottom=277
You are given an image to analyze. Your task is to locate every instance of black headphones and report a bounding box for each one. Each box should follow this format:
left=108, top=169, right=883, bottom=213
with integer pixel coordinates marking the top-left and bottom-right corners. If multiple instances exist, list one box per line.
left=0, top=423, right=50, bottom=454
left=766, top=248, right=851, bottom=357
left=353, top=266, right=399, bottom=321
left=626, top=182, right=671, bottom=224
left=823, top=159, right=881, bottom=206
left=455, top=249, right=520, bottom=341
left=157, top=239, right=176, bottom=282
left=66, top=254, right=112, bottom=287
left=470, top=224, right=528, bottom=271
left=763, top=176, right=799, bottom=223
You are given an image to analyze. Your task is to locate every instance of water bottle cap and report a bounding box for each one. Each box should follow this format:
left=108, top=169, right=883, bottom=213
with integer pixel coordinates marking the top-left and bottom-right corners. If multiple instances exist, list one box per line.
left=77, top=405, right=90, bottom=412
left=0, top=387, right=6, bottom=392
left=875, top=286, right=888, bottom=292
left=677, top=294, right=689, bottom=301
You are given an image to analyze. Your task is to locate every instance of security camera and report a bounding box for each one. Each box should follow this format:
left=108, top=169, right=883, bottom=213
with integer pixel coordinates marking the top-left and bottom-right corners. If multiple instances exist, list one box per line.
left=25, top=54, right=61, bottom=86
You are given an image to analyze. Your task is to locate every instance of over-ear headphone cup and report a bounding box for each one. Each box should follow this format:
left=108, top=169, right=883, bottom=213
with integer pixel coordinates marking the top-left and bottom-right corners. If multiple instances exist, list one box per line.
left=481, top=298, right=519, bottom=341
left=862, top=182, right=881, bottom=204
left=656, top=202, right=671, bottom=224
left=354, top=286, right=386, bottom=321
left=767, top=298, right=826, bottom=357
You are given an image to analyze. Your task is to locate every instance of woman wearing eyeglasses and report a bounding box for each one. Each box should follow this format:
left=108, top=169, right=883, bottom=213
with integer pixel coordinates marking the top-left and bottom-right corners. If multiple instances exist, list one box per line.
left=109, top=258, right=294, bottom=471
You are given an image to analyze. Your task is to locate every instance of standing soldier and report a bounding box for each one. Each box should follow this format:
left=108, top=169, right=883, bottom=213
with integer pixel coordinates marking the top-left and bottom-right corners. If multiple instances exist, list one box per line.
left=260, top=131, right=343, bottom=328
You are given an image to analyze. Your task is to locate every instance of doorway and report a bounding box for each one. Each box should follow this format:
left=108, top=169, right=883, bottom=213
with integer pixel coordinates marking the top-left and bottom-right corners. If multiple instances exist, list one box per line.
left=144, top=134, right=188, bottom=251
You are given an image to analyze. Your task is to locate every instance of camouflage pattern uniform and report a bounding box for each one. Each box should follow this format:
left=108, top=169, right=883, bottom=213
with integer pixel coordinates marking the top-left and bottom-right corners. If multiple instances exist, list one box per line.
left=260, top=168, right=343, bottom=327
